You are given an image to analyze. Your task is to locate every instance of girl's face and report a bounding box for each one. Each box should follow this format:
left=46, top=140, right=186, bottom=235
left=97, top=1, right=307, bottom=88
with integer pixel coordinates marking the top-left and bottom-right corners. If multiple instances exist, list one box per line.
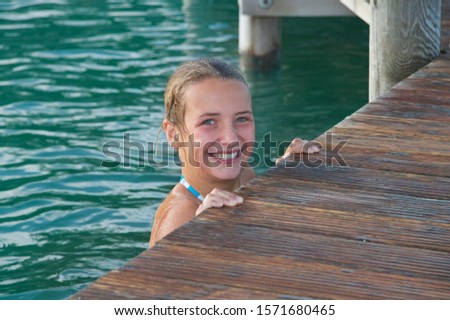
left=179, top=78, right=255, bottom=182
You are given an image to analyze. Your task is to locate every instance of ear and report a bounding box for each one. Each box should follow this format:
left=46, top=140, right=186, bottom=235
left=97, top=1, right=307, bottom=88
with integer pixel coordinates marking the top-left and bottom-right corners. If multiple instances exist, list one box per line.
left=163, top=119, right=179, bottom=149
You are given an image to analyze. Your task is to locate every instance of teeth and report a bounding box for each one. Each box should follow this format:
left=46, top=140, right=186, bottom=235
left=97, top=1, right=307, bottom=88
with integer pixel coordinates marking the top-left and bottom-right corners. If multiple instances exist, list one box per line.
left=212, top=152, right=238, bottom=160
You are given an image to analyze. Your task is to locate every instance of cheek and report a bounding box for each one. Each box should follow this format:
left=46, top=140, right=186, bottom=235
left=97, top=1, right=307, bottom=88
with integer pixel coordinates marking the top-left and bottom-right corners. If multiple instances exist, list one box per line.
left=187, top=131, right=212, bottom=160
left=239, top=124, right=255, bottom=142
left=191, top=128, right=215, bottom=147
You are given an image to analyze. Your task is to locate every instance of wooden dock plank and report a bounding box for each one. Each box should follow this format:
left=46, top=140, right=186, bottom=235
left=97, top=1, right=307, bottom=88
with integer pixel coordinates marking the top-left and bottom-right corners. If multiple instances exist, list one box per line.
left=71, top=0, right=450, bottom=300
left=109, top=245, right=449, bottom=300
left=307, top=152, right=450, bottom=177
left=336, top=114, right=450, bottom=139
left=199, top=201, right=450, bottom=252
left=77, top=270, right=301, bottom=300
left=377, top=89, right=450, bottom=106
left=356, top=101, right=450, bottom=122
left=260, top=167, right=450, bottom=202
left=318, top=133, right=450, bottom=157
left=163, top=222, right=450, bottom=281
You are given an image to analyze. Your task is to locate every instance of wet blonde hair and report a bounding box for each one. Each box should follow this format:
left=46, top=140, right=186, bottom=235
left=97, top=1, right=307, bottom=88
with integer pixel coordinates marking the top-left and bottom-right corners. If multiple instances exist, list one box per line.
left=164, top=58, right=248, bottom=132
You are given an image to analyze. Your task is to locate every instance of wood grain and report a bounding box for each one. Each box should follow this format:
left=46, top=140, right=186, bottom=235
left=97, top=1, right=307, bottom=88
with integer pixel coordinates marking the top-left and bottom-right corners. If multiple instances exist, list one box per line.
left=369, top=0, right=441, bottom=100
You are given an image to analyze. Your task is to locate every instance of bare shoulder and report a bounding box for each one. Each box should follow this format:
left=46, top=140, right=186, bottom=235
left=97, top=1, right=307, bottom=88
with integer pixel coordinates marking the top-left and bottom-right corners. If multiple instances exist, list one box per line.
left=149, top=185, right=199, bottom=247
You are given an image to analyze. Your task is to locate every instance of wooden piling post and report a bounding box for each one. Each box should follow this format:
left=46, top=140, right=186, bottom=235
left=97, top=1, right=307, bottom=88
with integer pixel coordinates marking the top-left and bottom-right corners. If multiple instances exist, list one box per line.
left=239, top=0, right=281, bottom=70
left=369, top=0, right=441, bottom=101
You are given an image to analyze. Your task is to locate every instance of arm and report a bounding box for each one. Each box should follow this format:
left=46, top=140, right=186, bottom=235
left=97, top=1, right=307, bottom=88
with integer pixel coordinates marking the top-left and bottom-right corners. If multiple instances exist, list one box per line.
left=149, top=200, right=198, bottom=247
left=150, top=189, right=244, bottom=247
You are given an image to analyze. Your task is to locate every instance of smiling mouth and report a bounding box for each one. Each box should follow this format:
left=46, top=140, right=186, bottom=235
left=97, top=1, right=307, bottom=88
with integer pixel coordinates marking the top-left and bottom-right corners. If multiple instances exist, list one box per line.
left=210, top=151, right=239, bottom=160
left=208, top=150, right=241, bottom=162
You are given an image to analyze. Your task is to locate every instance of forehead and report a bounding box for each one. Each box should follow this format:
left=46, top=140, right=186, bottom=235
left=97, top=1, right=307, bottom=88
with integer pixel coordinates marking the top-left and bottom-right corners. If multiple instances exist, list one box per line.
left=184, top=78, right=252, bottom=117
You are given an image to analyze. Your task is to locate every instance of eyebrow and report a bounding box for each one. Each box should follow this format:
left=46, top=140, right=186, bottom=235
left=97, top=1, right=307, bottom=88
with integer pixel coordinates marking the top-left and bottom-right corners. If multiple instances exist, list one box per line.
left=197, top=111, right=253, bottom=118
left=236, top=111, right=253, bottom=115
left=198, top=112, right=220, bottom=118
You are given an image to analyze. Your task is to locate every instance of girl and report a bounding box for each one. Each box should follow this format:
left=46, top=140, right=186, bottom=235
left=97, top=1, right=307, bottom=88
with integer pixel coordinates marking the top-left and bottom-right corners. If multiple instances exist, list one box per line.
left=149, top=58, right=318, bottom=247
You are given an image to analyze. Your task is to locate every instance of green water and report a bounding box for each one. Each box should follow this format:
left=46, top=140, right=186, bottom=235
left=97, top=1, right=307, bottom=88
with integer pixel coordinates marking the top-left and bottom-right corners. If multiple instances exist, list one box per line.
left=0, top=0, right=368, bottom=299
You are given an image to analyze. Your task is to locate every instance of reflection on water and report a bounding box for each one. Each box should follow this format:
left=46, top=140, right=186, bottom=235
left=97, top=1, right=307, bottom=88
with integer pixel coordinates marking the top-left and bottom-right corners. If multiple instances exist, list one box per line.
left=0, top=0, right=368, bottom=299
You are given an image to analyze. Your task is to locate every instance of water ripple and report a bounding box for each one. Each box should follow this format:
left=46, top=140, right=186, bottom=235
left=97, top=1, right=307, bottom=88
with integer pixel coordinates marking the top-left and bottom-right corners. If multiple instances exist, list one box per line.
left=107, top=11, right=148, bottom=17
left=0, top=165, right=49, bottom=181
left=0, top=233, right=36, bottom=248
left=53, top=19, right=111, bottom=27
left=0, top=0, right=66, bottom=11
left=0, top=58, right=32, bottom=65
left=0, top=10, right=65, bottom=21
left=0, top=78, right=51, bottom=87
left=31, top=49, right=143, bottom=60
left=0, top=23, right=35, bottom=30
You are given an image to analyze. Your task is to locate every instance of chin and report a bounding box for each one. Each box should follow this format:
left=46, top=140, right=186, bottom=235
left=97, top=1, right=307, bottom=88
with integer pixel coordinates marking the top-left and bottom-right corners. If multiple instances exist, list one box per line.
left=208, top=166, right=242, bottom=182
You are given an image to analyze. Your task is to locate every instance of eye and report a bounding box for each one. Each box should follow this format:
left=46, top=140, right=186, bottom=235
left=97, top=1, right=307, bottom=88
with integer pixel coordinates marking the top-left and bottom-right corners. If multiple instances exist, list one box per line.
left=236, top=117, right=249, bottom=123
left=202, top=119, right=215, bottom=126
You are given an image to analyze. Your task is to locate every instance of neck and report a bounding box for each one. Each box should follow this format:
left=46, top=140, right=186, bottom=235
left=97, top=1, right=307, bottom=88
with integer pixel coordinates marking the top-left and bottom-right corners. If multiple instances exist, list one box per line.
left=181, top=170, right=241, bottom=199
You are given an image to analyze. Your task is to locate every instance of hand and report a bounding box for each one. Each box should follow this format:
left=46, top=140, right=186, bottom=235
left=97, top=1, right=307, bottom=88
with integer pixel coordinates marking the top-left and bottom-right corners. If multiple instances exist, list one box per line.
left=195, top=188, right=244, bottom=216
left=276, top=137, right=321, bottom=165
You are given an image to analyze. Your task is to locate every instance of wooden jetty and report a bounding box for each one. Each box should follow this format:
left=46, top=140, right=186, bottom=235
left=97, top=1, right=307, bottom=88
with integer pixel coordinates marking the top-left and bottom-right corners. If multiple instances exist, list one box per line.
left=71, top=2, right=450, bottom=299
left=239, top=0, right=441, bottom=101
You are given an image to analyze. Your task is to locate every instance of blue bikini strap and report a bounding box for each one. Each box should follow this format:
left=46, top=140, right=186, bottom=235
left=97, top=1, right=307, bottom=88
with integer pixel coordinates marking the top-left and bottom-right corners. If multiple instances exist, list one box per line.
left=179, top=176, right=205, bottom=202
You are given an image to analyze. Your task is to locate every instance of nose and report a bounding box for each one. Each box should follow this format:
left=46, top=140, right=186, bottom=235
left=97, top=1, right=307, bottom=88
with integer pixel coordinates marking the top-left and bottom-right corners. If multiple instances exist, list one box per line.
left=220, top=123, right=239, bottom=146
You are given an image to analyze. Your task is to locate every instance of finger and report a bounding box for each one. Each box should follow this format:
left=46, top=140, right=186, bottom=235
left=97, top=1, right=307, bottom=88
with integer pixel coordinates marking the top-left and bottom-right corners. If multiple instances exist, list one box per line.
left=204, top=193, right=225, bottom=207
left=282, top=138, right=306, bottom=157
left=276, top=151, right=293, bottom=164
left=210, top=188, right=243, bottom=203
left=215, top=193, right=243, bottom=207
left=304, top=141, right=321, bottom=153
left=290, top=137, right=306, bottom=150
left=205, top=192, right=242, bottom=208
left=223, top=195, right=243, bottom=207
left=275, top=156, right=285, bottom=165
left=288, top=138, right=322, bottom=155
left=195, top=195, right=224, bottom=216
left=204, top=191, right=243, bottom=210
left=196, top=193, right=242, bottom=216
